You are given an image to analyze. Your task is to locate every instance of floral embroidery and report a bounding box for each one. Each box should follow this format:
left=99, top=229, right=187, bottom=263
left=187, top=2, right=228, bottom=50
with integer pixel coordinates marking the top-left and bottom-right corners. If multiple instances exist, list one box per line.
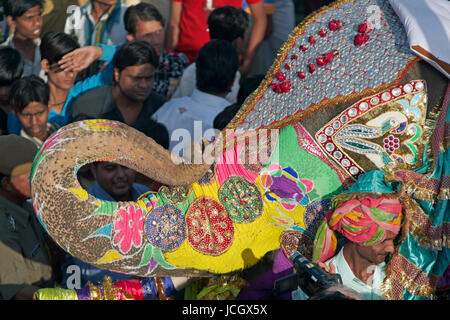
left=219, top=176, right=263, bottom=223
left=113, top=205, right=145, bottom=254
left=280, top=230, right=314, bottom=260
left=303, top=199, right=331, bottom=234
left=160, top=185, right=192, bottom=204
left=260, top=164, right=314, bottom=210
left=186, top=197, right=234, bottom=256
left=144, top=204, right=186, bottom=251
left=315, top=80, right=427, bottom=180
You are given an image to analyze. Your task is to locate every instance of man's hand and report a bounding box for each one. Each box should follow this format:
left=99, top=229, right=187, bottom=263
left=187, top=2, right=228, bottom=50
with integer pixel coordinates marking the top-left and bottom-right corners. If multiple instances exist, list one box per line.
left=58, top=46, right=103, bottom=73
left=317, top=261, right=336, bottom=274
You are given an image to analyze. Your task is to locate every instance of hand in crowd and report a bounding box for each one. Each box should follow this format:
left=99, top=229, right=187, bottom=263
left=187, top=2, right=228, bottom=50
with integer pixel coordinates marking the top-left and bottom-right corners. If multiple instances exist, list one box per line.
left=317, top=261, right=336, bottom=274
left=58, top=46, right=103, bottom=73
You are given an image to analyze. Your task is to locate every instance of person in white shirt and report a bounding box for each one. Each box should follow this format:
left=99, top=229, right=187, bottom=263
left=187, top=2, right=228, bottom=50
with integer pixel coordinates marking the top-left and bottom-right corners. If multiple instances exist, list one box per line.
left=171, top=6, right=249, bottom=105
left=153, top=39, right=239, bottom=154
left=293, top=171, right=403, bottom=300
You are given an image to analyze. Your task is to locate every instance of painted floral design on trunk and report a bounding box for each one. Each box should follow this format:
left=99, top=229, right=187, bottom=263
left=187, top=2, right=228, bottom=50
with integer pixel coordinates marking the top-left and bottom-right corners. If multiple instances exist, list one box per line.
left=261, top=164, right=314, bottom=210
left=113, top=205, right=145, bottom=254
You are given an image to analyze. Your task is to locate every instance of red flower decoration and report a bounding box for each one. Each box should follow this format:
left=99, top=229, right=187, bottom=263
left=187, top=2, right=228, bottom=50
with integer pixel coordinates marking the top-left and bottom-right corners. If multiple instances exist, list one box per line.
left=275, top=71, right=286, bottom=81
left=323, top=52, right=334, bottom=63
left=291, top=54, right=298, bottom=60
left=272, top=81, right=292, bottom=93
left=358, top=21, right=372, bottom=33
left=319, top=29, right=327, bottom=37
left=316, top=57, right=326, bottom=67
left=284, top=64, right=291, bottom=70
left=308, top=63, right=316, bottom=73
left=329, top=19, right=343, bottom=31
left=354, top=33, right=369, bottom=46
left=280, top=81, right=292, bottom=92
left=297, top=71, right=306, bottom=79
left=272, top=83, right=282, bottom=93
left=308, top=36, right=316, bottom=44
left=300, top=45, right=308, bottom=52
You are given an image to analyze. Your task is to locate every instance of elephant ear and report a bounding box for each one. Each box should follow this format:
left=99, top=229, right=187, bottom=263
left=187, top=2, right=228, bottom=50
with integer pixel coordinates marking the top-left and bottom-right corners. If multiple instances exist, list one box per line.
left=228, top=0, right=417, bottom=134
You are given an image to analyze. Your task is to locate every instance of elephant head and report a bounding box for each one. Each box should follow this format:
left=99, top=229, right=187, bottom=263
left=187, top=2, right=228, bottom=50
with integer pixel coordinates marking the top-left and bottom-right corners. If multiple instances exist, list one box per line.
left=31, top=0, right=449, bottom=299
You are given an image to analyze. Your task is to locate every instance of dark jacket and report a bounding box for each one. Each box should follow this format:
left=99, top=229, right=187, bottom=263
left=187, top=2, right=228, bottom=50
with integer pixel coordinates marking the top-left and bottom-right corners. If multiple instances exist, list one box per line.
left=69, top=85, right=169, bottom=149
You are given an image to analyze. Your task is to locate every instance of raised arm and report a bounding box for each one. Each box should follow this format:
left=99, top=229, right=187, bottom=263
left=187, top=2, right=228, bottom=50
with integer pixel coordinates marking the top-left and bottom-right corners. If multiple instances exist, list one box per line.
left=240, top=1, right=267, bottom=77
left=165, top=1, right=183, bottom=51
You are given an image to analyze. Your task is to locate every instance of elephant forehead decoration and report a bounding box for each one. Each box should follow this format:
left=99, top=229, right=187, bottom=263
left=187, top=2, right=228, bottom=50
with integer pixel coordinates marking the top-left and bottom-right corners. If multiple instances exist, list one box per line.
left=32, top=0, right=437, bottom=280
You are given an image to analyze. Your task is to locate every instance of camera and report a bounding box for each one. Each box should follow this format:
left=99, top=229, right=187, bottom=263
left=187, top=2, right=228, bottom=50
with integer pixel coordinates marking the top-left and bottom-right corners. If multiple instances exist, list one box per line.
left=274, top=251, right=343, bottom=298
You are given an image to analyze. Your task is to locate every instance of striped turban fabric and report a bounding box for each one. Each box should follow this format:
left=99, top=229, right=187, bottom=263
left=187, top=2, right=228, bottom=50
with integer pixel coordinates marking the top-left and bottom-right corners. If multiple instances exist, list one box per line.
left=312, top=196, right=403, bottom=263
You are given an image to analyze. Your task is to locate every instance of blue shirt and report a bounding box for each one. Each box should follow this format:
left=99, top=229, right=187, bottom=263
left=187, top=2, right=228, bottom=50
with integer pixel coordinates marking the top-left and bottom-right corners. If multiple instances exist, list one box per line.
left=8, top=44, right=116, bottom=135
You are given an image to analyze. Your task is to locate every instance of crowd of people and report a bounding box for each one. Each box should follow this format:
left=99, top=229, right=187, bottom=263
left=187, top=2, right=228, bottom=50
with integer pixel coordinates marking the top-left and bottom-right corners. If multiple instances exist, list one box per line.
left=0, top=0, right=446, bottom=302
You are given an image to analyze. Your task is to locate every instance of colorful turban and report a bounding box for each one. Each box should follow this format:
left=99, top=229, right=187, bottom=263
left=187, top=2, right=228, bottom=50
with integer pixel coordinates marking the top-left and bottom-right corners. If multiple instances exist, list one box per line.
left=312, top=196, right=402, bottom=263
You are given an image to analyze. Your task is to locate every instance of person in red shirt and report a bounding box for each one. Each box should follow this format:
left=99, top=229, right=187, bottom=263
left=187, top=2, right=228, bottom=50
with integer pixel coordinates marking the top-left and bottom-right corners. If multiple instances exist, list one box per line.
left=165, top=0, right=267, bottom=77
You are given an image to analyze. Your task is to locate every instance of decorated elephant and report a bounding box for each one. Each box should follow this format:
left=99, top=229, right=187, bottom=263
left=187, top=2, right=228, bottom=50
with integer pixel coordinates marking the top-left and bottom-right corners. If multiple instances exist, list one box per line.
left=31, top=0, right=449, bottom=300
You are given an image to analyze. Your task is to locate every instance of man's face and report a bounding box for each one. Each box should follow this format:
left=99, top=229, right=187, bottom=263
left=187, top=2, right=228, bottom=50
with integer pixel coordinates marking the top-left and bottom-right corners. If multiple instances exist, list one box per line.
left=91, top=162, right=136, bottom=201
left=114, top=63, right=155, bottom=102
left=11, top=5, right=42, bottom=41
left=16, top=102, right=49, bottom=142
left=130, top=20, right=165, bottom=58
left=356, top=230, right=398, bottom=264
left=10, top=172, right=31, bottom=199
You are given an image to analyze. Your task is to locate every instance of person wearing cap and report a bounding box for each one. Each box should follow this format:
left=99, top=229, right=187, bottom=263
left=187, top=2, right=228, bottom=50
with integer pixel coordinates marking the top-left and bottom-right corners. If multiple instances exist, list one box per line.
left=0, top=135, right=55, bottom=300
left=292, top=170, right=403, bottom=300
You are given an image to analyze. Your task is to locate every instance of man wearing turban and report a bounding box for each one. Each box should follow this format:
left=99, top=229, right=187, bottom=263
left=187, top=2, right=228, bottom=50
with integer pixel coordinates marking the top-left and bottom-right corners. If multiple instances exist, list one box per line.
left=293, top=171, right=403, bottom=300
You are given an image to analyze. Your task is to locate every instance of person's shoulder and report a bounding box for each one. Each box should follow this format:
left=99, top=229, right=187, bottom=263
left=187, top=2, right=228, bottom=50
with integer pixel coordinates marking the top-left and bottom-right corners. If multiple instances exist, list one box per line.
left=73, top=85, right=111, bottom=106
left=145, top=91, right=166, bottom=109
left=70, top=85, right=112, bottom=120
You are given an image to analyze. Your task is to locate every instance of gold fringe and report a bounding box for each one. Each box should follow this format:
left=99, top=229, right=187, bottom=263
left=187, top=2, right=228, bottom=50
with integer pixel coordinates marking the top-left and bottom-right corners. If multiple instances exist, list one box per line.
left=400, top=184, right=450, bottom=250
left=439, top=188, right=450, bottom=200
left=226, top=0, right=420, bottom=137
left=398, top=270, right=435, bottom=298
left=422, top=100, right=445, bottom=171
left=155, top=277, right=173, bottom=300
left=381, top=195, right=440, bottom=300
left=413, top=188, right=438, bottom=203
left=87, top=281, right=103, bottom=300
left=382, top=253, right=437, bottom=300
left=102, top=276, right=117, bottom=300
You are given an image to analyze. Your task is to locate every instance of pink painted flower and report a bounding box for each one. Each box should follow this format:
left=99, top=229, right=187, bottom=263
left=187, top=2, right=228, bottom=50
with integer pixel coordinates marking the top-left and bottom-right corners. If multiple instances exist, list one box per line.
left=308, top=63, right=316, bottom=73
left=291, top=54, right=298, bottom=60
left=319, top=29, right=327, bottom=37
left=308, top=36, right=316, bottom=44
left=300, top=45, right=308, bottom=52
left=284, top=64, right=291, bottom=70
left=113, top=205, right=145, bottom=254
